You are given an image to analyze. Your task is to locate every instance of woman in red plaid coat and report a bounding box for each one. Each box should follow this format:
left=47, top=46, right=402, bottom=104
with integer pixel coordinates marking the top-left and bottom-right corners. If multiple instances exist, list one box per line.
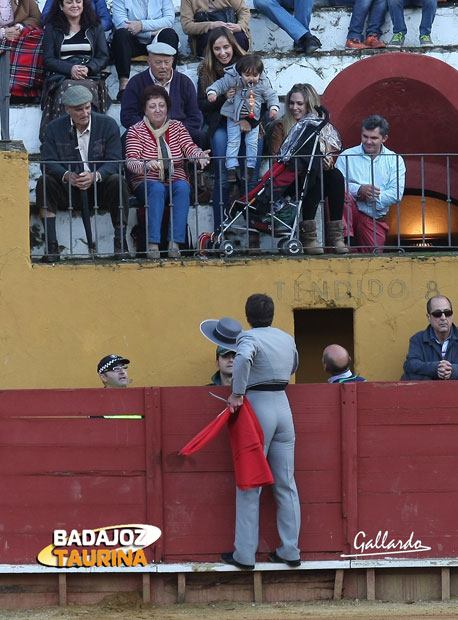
left=0, top=0, right=45, bottom=101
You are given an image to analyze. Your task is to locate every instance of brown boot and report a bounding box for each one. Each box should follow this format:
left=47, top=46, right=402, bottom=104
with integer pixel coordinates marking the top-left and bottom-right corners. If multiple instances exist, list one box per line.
left=248, top=231, right=261, bottom=255
left=299, top=220, right=324, bottom=255
left=327, top=220, right=349, bottom=254
left=41, top=240, right=60, bottom=263
left=246, top=167, right=255, bottom=182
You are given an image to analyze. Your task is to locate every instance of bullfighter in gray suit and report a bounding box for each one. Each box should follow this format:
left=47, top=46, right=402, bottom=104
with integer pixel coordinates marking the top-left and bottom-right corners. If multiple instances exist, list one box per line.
left=222, top=293, right=301, bottom=570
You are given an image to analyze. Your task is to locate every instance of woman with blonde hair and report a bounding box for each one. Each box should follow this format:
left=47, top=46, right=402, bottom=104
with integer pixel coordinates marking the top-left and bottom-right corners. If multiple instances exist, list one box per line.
left=271, top=82, right=348, bottom=255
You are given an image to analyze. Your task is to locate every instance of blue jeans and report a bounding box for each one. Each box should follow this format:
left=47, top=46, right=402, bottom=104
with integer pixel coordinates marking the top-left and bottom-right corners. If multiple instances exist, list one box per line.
left=253, top=0, right=314, bottom=42
left=211, top=124, right=264, bottom=231
left=135, top=180, right=190, bottom=244
left=226, top=119, right=260, bottom=170
left=347, top=0, right=388, bottom=39
left=386, top=0, right=437, bottom=35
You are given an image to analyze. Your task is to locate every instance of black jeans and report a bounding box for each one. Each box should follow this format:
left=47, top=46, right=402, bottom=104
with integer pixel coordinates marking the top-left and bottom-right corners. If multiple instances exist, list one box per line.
left=111, top=28, right=179, bottom=78
left=301, top=166, right=345, bottom=221
left=36, top=173, right=129, bottom=229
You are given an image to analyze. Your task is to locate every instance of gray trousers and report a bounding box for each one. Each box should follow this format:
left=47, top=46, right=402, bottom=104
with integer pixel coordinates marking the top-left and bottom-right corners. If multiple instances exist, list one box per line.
left=233, top=390, right=301, bottom=565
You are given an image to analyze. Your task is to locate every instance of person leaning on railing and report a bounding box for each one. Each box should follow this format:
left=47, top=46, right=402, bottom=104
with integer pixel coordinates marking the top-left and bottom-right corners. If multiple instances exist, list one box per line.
left=125, top=84, right=211, bottom=260
left=270, top=83, right=348, bottom=255
left=335, top=115, right=406, bottom=253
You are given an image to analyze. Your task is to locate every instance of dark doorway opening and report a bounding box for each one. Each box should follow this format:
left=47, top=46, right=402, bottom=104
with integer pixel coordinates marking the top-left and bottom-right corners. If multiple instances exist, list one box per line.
left=294, top=308, right=354, bottom=383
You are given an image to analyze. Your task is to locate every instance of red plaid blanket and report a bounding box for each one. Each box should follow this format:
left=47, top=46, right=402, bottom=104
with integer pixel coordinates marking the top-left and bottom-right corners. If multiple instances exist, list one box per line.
left=0, top=26, right=44, bottom=97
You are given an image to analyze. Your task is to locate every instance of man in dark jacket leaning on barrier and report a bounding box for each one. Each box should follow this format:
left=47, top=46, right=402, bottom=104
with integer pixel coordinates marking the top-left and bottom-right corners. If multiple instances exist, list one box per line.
left=402, top=295, right=458, bottom=381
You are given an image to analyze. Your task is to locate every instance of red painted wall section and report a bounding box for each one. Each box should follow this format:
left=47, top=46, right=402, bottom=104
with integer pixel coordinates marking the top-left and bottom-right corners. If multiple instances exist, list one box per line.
left=1, top=383, right=458, bottom=566
left=322, top=53, right=458, bottom=199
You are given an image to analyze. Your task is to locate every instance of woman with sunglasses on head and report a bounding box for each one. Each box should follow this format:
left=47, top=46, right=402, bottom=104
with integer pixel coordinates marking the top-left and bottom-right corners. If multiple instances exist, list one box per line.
left=126, top=85, right=210, bottom=259
left=270, top=82, right=348, bottom=255
left=197, top=26, right=264, bottom=232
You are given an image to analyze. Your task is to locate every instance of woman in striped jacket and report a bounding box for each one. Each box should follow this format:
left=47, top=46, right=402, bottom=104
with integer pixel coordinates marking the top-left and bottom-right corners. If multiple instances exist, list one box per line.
left=126, top=85, right=210, bottom=259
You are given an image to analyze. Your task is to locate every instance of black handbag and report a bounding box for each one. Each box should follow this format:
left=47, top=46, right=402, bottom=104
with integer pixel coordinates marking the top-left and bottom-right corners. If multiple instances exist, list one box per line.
left=194, top=6, right=237, bottom=23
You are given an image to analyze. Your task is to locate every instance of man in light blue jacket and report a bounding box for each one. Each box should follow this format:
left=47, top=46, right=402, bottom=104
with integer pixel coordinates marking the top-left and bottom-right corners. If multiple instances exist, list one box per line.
left=336, top=114, right=406, bottom=253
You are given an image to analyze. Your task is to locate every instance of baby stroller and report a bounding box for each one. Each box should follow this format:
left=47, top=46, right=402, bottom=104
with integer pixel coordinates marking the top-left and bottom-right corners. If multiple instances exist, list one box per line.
left=207, top=107, right=330, bottom=257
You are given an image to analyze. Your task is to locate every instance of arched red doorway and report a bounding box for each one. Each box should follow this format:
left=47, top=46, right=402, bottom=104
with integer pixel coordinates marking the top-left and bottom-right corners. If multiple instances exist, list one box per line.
left=322, top=53, right=458, bottom=244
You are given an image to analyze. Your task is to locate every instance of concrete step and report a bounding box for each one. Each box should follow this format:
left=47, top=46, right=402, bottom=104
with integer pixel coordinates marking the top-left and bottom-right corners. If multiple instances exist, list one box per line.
left=10, top=5, right=458, bottom=154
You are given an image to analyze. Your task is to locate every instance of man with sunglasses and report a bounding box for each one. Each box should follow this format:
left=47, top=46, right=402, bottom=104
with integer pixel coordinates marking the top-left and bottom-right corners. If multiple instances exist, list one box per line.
left=97, top=354, right=130, bottom=388
left=402, top=296, right=458, bottom=381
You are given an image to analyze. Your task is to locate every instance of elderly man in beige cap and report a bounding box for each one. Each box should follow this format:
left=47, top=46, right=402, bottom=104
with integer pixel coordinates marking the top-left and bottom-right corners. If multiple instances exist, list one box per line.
left=120, top=40, right=204, bottom=145
left=36, top=85, right=129, bottom=262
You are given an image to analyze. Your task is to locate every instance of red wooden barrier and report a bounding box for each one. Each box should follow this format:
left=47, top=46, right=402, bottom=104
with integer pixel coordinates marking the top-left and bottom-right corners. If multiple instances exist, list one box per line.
left=0, top=382, right=457, bottom=566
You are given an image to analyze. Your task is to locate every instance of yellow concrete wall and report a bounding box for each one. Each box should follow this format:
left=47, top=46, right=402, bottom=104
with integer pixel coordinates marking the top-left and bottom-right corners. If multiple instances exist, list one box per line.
left=3, top=148, right=458, bottom=389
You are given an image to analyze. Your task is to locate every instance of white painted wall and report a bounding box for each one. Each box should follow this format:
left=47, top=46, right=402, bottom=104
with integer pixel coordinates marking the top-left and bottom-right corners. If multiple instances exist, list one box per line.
left=12, top=6, right=458, bottom=154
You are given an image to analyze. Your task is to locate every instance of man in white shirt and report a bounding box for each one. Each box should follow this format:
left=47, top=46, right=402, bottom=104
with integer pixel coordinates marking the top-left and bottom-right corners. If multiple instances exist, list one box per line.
left=336, top=115, right=406, bottom=253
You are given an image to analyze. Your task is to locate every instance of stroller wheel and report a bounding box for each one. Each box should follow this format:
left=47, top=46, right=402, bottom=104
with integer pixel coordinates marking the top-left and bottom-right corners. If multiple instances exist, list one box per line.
left=221, top=240, right=235, bottom=257
left=284, top=239, right=303, bottom=256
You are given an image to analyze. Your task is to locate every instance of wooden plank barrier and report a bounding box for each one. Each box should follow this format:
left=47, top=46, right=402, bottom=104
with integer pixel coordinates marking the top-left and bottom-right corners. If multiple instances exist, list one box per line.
left=1, top=382, right=458, bottom=606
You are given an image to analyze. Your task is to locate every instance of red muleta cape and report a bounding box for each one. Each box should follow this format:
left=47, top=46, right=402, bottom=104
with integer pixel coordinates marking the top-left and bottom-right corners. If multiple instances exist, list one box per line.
left=180, top=399, right=274, bottom=491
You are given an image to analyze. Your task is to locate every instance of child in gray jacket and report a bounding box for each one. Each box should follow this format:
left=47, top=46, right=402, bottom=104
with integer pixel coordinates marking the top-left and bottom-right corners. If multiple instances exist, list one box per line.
left=207, top=54, right=279, bottom=182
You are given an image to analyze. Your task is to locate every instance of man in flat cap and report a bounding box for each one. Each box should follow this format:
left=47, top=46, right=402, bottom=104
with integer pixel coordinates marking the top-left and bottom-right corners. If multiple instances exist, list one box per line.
left=98, top=354, right=130, bottom=388
left=120, top=40, right=203, bottom=145
left=36, top=85, right=130, bottom=262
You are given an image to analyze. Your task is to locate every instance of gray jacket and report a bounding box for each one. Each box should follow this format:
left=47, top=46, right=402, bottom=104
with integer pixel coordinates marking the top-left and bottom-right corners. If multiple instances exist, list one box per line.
left=206, top=65, right=279, bottom=122
left=232, top=327, right=298, bottom=395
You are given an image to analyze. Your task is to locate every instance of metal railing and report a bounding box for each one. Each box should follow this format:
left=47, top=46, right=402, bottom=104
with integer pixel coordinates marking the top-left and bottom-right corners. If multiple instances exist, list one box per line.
left=0, top=48, right=11, bottom=141
left=31, top=152, right=458, bottom=261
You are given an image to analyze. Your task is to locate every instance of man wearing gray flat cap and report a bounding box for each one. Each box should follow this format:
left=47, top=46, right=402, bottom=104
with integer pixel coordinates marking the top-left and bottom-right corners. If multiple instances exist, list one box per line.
left=36, top=85, right=129, bottom=262
left=121, top=37, right=204, bottom=145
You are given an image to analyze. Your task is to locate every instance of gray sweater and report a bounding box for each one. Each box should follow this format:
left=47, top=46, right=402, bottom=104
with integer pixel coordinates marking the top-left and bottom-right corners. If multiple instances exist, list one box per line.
left=232, top=327, right=298, bottom=395
left=206, top=65, right=279, bottom=122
